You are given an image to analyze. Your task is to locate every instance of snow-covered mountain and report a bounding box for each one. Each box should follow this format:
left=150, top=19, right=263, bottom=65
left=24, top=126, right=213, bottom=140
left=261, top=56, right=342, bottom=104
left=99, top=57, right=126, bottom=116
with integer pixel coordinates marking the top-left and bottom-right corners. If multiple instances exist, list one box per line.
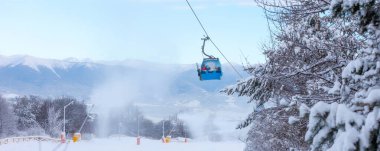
left=0, top=55, right=108, bottom=98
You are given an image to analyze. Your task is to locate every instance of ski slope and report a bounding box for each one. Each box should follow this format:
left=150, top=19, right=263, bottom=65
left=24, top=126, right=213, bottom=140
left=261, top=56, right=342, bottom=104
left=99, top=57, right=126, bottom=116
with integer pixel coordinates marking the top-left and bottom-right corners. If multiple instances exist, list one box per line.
left=0, top=137, right=245, bottom=151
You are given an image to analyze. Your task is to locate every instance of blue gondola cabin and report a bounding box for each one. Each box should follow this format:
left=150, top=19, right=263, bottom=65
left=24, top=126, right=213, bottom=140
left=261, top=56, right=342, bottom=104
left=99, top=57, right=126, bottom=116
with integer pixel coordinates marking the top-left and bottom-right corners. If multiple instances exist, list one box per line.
left=197, top=58, right=222, bottom=80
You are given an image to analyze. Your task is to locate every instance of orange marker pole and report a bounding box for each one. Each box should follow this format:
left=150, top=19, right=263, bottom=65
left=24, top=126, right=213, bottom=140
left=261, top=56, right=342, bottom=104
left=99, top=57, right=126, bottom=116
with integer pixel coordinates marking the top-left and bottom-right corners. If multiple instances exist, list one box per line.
left=137, top=137, right=141, bottom=145
left=162, top=136, right=166, bottom=143
left=60, top=132, right=66, bottom=143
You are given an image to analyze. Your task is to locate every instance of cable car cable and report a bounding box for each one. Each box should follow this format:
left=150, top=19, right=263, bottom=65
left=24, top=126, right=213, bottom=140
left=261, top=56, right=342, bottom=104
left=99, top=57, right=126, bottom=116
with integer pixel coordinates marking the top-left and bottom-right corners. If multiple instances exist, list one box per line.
left=185, top=0, right=243, bottom=79
left=209, top=39, right=243, bottom=78
left=185, top=0, right=210, bottom=38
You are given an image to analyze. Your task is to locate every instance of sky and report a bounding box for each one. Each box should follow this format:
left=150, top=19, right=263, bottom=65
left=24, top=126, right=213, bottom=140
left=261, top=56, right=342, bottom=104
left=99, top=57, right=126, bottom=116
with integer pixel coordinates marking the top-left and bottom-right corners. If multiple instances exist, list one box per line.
left=0, top=0, right=269, bottom=64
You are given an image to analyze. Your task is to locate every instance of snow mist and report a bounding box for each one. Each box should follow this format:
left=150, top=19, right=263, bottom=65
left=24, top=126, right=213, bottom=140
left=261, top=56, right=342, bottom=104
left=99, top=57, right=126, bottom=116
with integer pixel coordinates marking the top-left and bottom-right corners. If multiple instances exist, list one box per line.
left=89, top=64, right=175, bottom=137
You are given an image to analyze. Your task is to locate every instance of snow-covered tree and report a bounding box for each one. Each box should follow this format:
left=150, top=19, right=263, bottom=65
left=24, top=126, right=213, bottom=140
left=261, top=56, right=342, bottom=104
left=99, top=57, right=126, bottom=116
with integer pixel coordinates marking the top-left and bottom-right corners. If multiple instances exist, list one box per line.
left=0, top=96, right=17, bottom=138
left=305, top=1, right=380, bottom=150
left=223, top=0, right=379, bottom=150
left=11, top=96, right=93, bottom=137
left=45, top=106, right=62, bottom=137
left=13, top=96, right=44, bottom=135
left=245, top=106, right=308, bottom=151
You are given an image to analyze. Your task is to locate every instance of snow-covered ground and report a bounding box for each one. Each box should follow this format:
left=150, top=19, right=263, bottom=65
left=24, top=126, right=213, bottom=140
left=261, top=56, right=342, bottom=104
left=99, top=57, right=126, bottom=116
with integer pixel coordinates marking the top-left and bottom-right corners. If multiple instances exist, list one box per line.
left=0, top=137, right=245, bottom=151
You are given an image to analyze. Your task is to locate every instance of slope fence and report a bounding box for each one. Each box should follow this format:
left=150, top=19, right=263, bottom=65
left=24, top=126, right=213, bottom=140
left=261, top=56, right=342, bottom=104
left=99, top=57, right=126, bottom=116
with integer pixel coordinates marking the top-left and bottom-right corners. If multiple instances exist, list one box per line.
left=0, top=136, right=60, bottom=146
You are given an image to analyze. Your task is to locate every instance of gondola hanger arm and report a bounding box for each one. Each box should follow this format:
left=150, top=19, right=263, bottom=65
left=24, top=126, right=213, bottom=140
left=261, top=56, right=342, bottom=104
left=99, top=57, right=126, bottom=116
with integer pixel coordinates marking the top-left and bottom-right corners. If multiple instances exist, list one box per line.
left=201, top=36, right=214, bottom=58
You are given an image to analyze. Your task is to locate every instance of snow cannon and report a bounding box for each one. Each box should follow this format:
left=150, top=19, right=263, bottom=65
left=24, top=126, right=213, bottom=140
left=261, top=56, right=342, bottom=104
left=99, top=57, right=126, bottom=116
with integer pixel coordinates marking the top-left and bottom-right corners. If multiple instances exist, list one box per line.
left=73, top=133, right=81, bottom=142
left=165, top=136, right=171, bottom=143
